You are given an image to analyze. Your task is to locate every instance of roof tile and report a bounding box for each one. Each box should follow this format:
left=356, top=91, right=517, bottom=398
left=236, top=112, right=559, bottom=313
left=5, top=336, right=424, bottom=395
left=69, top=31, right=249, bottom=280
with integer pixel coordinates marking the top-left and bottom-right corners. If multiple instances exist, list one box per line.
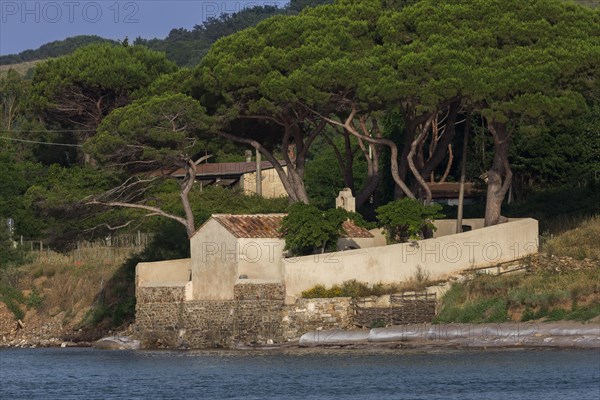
left=210, top=214, right=373, bottom=239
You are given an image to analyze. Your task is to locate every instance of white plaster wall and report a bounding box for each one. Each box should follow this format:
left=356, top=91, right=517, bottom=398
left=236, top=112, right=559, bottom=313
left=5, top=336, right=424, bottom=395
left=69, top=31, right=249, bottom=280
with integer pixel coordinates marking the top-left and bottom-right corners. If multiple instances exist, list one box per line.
left=190, top=218, right=238, bottom=300
left=369, top=229, right=388, bottom=247
left=432, top=218, right=486, bottom=238
left=237, top=238, right=285, bottom=280
left=337, top=237, right=378, bottom=250
left=136, top=258, right=191, bottom=285
left=283, top=218, right=538, bottom=303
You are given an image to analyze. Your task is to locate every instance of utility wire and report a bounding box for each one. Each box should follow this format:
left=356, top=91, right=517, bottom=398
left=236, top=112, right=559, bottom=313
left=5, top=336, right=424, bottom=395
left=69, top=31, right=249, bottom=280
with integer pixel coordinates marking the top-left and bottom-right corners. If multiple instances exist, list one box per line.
left=1, top=129, right=92, bottom=132
left=0, top=135, right=82, bottom=147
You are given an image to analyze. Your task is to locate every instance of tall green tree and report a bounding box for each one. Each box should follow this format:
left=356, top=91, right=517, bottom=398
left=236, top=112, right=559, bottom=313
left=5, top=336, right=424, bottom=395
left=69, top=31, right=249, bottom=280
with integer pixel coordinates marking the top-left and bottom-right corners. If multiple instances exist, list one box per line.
left=380, top=0, right=599, bottom=225
left=30, top=44, right=177, bottom=164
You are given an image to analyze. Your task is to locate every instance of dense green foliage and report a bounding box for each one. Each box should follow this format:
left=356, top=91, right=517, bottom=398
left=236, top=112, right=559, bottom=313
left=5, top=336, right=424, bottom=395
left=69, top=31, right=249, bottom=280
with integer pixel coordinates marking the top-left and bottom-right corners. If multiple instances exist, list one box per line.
left=376, top=199, right=444, bottom=243
left=0, top=0, right=597, bottom=243
left=30, top=44, right=177, bottom=149
left=280, top=203, right=349, bottom=256
left=302, top=280, right=399, bottom=299
left=133, top=0, right=332, bottom=66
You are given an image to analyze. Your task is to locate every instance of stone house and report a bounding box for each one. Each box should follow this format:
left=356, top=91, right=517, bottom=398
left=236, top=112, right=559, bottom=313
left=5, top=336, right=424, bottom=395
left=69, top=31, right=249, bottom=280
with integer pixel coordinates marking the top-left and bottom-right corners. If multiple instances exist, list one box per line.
left=163, top=160, right=288, bottom=198
left=134, top=189, right=539, bottom=348
left=190, top=213, right=376, bottom=301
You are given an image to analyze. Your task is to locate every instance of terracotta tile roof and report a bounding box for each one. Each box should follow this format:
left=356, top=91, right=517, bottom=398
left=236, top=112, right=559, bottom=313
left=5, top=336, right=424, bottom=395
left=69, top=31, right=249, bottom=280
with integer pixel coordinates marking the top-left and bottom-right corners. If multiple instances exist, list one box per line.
left=154, top=161, right=286, bottom=178
left=209, top=214, right=373, bottom=239
left=341, top=220, right=374, bottom=238
left=213, top=214, right=287, bottom=238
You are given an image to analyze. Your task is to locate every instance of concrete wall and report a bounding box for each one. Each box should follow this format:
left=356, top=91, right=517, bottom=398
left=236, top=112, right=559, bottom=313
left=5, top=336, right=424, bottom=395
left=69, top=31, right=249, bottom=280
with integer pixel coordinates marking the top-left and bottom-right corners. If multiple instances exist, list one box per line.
left=190, top=218, right=238, bottom=300
left=240, top=166, right=288, bottom=198
left=337, top=236, right=378, bottom=250
left=283, top=218, right=538, bottom=302
left=432, top=218, right=486, bottom=238
left=237, top=238, right=285, bottom=281
left=136, top=258, right=191, bottom=285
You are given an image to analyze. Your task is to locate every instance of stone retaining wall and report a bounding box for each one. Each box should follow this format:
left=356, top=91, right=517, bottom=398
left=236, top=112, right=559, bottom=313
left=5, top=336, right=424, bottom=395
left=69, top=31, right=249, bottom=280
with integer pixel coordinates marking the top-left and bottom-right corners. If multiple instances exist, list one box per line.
left=281, top=298, right=353, bottom=340
left=234, top=282, right=285, bottom=300
left=134, top=299, right=285, bottom=348
left=134, top=284, right=437, bottom=348
left=137, top=286, right=187, bottom=304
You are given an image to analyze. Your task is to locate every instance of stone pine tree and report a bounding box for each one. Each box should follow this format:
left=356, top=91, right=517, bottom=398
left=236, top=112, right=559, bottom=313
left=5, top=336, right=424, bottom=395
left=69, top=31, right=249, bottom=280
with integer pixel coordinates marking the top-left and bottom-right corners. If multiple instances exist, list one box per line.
left=84, top=94, right=210, bottom=238
left=30, top=44, right=177, bottom=164
left=382, top=0, right=599, bottom=225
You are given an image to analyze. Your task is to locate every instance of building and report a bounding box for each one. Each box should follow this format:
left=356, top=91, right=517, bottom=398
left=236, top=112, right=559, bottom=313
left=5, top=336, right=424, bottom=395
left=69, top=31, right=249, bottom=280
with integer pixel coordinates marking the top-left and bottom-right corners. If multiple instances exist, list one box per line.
left=190, top=213, right=376, bottom=301
left=134, top=190, right=538, bottom=348
left=158, top=160, right=288, bottom=198
left=427, top=182, right=484, bottom=206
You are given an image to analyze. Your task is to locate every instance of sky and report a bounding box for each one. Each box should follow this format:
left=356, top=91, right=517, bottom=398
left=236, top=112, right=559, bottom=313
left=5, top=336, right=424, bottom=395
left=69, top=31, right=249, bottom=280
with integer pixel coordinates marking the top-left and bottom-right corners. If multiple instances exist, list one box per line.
left=0, top=0, right=288, bottom=56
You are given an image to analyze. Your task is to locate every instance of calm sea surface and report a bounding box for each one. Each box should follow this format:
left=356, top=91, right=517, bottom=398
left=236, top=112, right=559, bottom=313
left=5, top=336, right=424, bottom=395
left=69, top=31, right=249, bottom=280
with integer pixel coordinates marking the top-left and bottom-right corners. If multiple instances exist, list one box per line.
left=0, top=348, right=599, bottom=399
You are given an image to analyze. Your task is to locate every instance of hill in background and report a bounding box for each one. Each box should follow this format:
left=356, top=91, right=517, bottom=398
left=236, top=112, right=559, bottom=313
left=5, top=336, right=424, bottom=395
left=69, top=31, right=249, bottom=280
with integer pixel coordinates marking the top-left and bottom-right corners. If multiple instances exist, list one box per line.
left=0, top=35, right=116, bottom=65
left=1, top=0, right=332, bottom=68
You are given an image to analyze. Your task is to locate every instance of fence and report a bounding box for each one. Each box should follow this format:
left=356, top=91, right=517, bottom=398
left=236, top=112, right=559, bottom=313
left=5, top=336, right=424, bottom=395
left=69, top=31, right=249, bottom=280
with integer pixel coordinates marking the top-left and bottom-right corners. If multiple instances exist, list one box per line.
left=353, top=292, right=437, bottom=327
left=11, top=232, right=152, bottom=265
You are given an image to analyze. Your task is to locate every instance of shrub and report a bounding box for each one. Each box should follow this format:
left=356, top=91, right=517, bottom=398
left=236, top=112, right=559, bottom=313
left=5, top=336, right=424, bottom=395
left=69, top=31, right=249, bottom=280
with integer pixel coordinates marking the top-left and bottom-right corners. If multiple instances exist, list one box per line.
left=301, top=279, right=428, bottom=299
left=281, top=204, right=366, bottom=256
left=26, top=287, right=44, bottom=309
left=376, top=198, right=444, bottom=244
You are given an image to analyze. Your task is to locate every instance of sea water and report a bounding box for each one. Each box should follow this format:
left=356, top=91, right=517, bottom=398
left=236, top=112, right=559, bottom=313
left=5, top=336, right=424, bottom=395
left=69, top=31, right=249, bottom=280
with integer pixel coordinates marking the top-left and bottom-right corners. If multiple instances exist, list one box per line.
left=1, top=348, right=599, bottom=399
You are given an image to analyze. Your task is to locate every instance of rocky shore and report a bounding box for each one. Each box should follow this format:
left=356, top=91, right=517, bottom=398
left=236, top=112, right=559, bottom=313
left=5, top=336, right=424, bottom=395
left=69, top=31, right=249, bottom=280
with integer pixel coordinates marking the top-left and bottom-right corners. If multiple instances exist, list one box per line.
left=0, top=302, right=115, bottom=349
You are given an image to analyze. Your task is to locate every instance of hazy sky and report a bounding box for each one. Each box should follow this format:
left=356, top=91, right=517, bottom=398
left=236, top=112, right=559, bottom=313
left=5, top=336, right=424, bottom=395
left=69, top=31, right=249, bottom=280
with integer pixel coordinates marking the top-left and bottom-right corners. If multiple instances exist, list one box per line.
left=0, top=0, right=288, bottom=55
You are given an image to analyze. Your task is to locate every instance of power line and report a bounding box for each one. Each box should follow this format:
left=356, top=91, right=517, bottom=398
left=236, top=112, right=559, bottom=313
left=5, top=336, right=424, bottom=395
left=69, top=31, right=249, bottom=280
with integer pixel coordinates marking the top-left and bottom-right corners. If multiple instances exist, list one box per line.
left=0, top=136, right=82, bottom=147
left=1, top=129, right=92, bottom=132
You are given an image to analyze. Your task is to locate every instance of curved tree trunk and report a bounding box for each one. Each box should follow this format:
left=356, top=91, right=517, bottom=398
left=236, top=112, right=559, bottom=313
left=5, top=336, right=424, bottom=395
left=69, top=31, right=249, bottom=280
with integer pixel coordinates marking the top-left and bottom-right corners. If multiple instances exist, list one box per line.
left=407, top=117, right=434, bottom=204
left=484, top=121, right=512, bottom=226
left=354, top=136, right=381, bottom=209
left=317, top=106, right=415, bottom=199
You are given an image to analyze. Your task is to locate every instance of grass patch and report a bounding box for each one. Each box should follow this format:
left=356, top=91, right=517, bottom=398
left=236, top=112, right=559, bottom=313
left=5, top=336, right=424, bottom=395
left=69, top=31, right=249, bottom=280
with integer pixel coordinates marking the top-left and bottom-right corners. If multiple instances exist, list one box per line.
left=436, top=266, right=599, bottom=323
left=302, top=269, right=437, bottom=299
left=436, top=216, right=600, bottom=324
left=542, top=216, right=600, bottom=260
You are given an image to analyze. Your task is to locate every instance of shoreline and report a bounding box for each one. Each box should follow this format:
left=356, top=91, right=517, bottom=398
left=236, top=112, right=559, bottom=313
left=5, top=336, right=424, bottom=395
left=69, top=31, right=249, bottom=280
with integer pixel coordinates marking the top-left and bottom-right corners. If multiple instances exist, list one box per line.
left=2, top=321, right=598, bottom=350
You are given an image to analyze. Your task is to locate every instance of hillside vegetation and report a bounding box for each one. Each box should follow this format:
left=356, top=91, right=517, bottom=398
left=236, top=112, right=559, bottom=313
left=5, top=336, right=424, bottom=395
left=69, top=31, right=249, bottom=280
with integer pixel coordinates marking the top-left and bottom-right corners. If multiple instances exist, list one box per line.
left=0, top=35, right=115, bottom=65
left=435, top=217, right=600, bottom=324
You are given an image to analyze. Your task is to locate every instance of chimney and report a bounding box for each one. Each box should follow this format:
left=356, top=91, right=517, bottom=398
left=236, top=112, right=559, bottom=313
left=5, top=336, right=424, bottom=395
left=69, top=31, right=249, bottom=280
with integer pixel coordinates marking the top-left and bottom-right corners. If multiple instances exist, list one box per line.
left=336, top=188, right=355, bottom=213
left=244, top=150, right=252, bottom=163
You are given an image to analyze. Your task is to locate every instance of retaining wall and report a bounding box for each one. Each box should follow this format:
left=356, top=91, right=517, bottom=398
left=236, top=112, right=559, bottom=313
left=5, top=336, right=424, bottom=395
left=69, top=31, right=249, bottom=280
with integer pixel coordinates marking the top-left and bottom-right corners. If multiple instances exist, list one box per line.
left=134, top=285, right=438, bottom=348
left=283, top=218, right=538, bottom=302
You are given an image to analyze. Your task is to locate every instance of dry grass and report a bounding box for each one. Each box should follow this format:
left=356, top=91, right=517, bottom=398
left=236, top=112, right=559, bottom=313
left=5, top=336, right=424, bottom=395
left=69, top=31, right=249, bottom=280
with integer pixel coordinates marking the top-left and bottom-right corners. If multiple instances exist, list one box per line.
left=0, top=60, right=40, bottom=77
left=3, top=245, right=139, bottom=327
left=543, top=216, right=600, bottom=260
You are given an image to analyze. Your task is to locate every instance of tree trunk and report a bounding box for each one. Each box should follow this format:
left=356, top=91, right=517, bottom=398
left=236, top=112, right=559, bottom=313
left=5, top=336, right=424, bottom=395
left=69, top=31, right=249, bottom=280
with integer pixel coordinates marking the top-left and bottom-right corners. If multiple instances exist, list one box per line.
left=355, top=138, right=381, bottom=209
left=484, top=121, right=512, bottom=227
left=407, top=117, right=434, bottom=204
left=456, top=110, right=471, bottom=233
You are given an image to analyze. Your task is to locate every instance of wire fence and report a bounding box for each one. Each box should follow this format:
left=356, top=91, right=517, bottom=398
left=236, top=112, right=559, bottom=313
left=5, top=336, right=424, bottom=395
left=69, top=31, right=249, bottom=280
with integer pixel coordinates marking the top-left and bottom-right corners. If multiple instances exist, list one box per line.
left=10, top=232, right=152, bottom=265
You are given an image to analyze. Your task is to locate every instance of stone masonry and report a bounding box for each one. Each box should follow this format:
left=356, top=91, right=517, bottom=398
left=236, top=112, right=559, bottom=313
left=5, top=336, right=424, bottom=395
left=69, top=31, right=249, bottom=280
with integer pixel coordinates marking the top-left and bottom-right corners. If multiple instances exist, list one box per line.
left=134, top=285, right=436, bottom=349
